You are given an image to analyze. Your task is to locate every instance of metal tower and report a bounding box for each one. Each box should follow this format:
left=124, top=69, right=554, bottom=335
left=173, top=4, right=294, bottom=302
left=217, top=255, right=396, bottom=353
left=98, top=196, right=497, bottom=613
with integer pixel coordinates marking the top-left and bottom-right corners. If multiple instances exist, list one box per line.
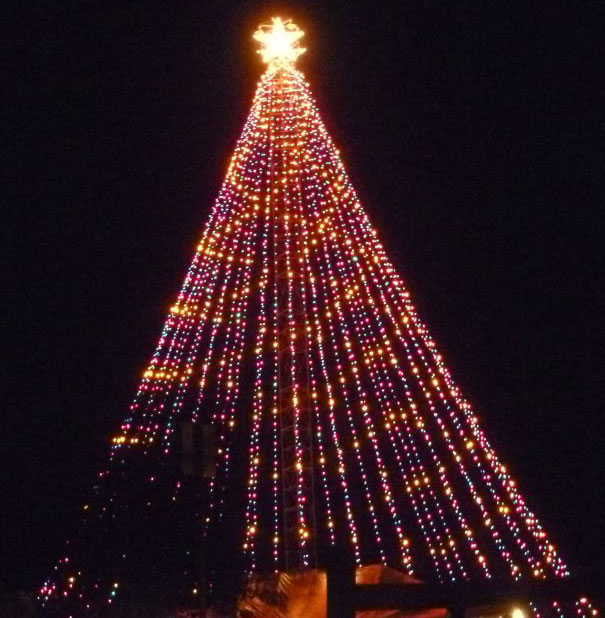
left=270, top=68, right=318, bottom=570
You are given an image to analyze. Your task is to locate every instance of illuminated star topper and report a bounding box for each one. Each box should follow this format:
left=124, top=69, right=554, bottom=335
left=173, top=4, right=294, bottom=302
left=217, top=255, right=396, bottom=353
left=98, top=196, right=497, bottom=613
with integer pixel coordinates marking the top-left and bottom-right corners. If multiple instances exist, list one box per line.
left=253, top=17, right=306, bottom=64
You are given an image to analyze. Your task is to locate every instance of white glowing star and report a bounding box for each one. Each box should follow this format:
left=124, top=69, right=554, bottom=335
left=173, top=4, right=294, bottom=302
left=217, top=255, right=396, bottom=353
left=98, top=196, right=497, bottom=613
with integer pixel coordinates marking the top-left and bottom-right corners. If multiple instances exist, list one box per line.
left=253, top=17, right=306, bottom=64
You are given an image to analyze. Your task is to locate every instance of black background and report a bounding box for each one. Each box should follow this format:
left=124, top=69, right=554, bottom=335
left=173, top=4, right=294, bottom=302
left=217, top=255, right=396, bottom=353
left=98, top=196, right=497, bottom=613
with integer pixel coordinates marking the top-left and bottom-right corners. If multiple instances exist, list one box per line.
left=2, top=0, right=603, bottom=593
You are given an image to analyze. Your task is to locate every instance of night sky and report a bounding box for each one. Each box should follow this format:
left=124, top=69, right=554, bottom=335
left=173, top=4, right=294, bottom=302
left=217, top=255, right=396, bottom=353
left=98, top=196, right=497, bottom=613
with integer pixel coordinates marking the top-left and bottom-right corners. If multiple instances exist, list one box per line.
left=3, top=0, right=603, bottom=594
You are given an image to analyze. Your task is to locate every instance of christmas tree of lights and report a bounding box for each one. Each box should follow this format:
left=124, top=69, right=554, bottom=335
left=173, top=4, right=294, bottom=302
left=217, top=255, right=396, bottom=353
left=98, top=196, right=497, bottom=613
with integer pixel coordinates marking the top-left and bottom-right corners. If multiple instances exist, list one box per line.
left=40, top=17, right=597, bottom=617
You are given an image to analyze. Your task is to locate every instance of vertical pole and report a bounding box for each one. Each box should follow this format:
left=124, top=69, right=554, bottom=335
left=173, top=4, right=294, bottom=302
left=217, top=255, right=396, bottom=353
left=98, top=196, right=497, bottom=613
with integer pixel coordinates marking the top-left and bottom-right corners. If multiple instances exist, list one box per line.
left=326, top=547, right=355, bottom=618
left=272, top=67, right=317, bottom=571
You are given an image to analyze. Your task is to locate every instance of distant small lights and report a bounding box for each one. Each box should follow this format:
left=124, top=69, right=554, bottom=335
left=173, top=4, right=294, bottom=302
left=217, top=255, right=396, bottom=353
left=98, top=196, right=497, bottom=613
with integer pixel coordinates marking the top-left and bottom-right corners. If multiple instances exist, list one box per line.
left=40, top=16, right=592, bottom=618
